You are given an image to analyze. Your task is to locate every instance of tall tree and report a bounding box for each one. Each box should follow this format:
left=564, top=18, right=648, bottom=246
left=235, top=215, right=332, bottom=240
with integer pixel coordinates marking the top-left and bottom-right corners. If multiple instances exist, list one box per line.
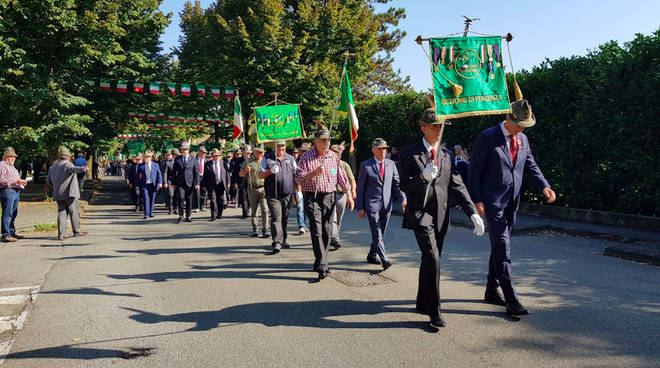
left=175, top=0, right=409, bottom=136
left=0, top=0, right=171, bottom=156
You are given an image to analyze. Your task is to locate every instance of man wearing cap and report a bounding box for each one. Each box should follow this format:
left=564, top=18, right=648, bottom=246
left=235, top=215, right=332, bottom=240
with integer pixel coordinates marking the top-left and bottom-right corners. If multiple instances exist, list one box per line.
left=172, top=142, right=200, bottom=223
left=74, top=153, right=88, bottom=191
left=469, top=99, right=556, bottom=316
left=193, top=146, right=208, bottom=212
left=0, top=147, right=27, bottom=242
left=399, top=108, right=485, bottom=328
left=160, top=150, right=172, bottom=214
left=329, top=143, right=356, bottom=250
left=135, top=151, right=163, bottom=219
left=202, top=149, right=228, bottom=221
left=240, top=144, right=269, bottom=237
left=356, top=138, right=406, bottom=270
left=125, top=155, right=139, bottom=211
left=46, top=147, right=89, bottom=240
left=295, top=128, right=354, bottom=279
left=237, top=145, right=252, bottom=218
left=229, top=150, right=244, bottom=208
left=293, top=143, right=311, bottom=235
left=259, top=140, right=296, bottom=253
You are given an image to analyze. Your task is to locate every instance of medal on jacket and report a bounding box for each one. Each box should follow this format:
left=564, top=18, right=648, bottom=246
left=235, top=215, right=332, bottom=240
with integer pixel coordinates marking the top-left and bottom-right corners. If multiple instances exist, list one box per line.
left=494, top=44, right=501, bottom=68
left=487, top=45, right=494, bottom=79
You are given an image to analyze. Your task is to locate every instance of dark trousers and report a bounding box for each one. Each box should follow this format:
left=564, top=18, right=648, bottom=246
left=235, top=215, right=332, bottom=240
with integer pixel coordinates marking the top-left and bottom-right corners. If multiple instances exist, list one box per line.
left=208, top=184, right=226, bottom=220
left=177, top=185, right=194, bottom=218
left=267, top=194, right=291, bottom=246
left=304, top=192, right=335, bottom=273
left=411, top=210, right=449, bottom=317
left=129, top=185, right=137, bottom=206
left=193, top=181, right=207, bottom=210
left=367, top=208, right=391, bottom=262
left=140, top=184, right=157, bottom=217
left=485, top=211, right=519, bottom=303
left=238, top=182, right=248, bottom=215
left=163, top=185, right=173, bottom=210
left=0, top=188, right=19, bottom=238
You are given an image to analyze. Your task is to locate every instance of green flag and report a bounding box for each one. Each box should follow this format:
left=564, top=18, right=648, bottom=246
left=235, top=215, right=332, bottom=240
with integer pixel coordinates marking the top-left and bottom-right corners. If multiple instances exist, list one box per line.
left=337, top=66, right=359, bottom=151
left=429, top=36, right=511, bottom=118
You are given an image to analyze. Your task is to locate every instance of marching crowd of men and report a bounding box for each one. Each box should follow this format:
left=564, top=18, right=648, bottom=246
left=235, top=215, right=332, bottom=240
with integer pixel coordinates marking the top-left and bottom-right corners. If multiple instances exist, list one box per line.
left=120, top=100, right=556, bottom=328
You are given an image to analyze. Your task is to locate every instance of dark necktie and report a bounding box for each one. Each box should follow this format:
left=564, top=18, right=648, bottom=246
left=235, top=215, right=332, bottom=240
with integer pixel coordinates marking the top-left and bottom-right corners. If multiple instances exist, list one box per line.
left=509, top=135, right=518, bottom=164
left=379, top=160, right=384, bottom=179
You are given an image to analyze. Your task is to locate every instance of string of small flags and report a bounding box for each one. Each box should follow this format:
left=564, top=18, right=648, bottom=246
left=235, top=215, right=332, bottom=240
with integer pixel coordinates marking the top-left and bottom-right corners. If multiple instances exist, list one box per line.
left=85, top=79, right=265, bottom=98
left=126, top=112, right=233, bottom=125
left=111, top=121, right=230, bottom=129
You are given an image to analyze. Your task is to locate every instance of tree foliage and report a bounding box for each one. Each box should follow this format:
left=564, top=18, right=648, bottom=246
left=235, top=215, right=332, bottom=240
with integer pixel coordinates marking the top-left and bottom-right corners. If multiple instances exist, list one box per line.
left=0, top=0, right=171, bottom=157
left=175, top=0, right=409, bottom=136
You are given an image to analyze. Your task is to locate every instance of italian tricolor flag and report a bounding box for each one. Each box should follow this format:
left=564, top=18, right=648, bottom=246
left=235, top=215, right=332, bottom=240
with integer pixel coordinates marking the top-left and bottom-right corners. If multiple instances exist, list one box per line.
left=133, top=83, right=144, bottom=93
left=196, top=84, right=206, bottom=97
left=181, top=84, right=191, bottom=96
left=337, top=66, right=359, bottom=152
left=100, top=80, right=111, bottom=90
left=117, top=81, right=127, bottom=93
left=233, top=95, right=243, bottom=142
left=149, top=82, right=160, bottom=95
left=210, top=86, right=221, bottom=98
left=225, top=87, right=235, bottom=98
left=167, top=83, right=176, bottom=95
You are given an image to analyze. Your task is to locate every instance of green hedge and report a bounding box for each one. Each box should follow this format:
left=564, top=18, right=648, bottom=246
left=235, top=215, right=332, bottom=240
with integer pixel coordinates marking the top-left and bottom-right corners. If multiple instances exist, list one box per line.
left=351, top=29, right=659, bottom=216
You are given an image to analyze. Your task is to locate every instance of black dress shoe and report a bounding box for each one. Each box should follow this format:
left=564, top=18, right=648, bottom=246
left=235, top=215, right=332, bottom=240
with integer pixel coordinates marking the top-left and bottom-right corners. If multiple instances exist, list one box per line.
left=282, top=242, right=291, bottom=249
left=318, top=271, right=328, bottom=280
left=184, top=217, right=192, bottom=222
left=143, top=216, right=148, bottom=219
left=484, top=290, right=507, bottom=306
left=251, top=231, right=259, bottom=237
left=506, top=301, right=530, bottom=316
left=430, top=315, right=446, bottom=328
left=382, top=260, right=392, bottom=270
left=209, top=217, right=216, bottom=222
left=177, top=217, right=183, bottom=224
left=366, top=257, right=381, bottom=265
left=11, top=234, right=25, bottom=239
left=331, top=241, right=341, bottom=250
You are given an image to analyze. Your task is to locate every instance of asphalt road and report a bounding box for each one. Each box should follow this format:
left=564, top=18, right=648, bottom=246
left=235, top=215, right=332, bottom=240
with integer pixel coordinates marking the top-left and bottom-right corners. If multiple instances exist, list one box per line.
left=3, top=176, right=659, bottom=367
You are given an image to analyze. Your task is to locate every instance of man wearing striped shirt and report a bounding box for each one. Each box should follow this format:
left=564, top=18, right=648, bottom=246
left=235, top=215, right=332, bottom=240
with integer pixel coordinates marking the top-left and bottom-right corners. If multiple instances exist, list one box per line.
left=295, top=127, right=354, bottom=280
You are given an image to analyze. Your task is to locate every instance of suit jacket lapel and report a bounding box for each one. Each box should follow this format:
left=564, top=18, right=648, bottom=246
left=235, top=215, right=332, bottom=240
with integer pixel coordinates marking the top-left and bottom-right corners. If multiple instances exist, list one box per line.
left=497, top=128, right=513, bottom=168
left=416, top=141, right=429, bottom=168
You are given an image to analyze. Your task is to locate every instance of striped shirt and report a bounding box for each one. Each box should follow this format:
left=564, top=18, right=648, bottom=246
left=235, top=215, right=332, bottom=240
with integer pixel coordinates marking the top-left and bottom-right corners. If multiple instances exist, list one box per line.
left=295, top=148, right=349, bottom=193
left=0, top=160, right=21, bottom=189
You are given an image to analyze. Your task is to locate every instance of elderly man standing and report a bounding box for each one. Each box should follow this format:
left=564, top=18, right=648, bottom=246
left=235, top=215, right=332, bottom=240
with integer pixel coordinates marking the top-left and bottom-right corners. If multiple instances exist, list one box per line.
left=135, top=151, right=162, bottom=219
left=202, top=149, right=228, bottom=221
left=469, top=99, right=556, bottom=316
left=46, top=147, right=88, bottom=241
left=259, top=140, right=296, bottom=253
left=240, top=144, right=269, bottom=238
left=0, top=147, right=27, bottom=243
left=295, top=128, right=354, bottom=280
left=399, top=109, right=485, bottom=328
left=194, top=147, right=208, bottom=212
left=172, top=142, right=200, bottom=223
left=356, top=138, right=406, bottom=270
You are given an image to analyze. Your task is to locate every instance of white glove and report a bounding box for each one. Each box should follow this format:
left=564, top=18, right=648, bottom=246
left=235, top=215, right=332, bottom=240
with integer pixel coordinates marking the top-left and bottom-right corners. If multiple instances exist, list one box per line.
left=422, top=164, right=438, bottom=181
left=295, top=191, right=303, bottom=204
left=271, top=165, right=280, bottom=174
left=267, top=159, right=275, bottom=168
left=471, top=214, right=485, bottom=236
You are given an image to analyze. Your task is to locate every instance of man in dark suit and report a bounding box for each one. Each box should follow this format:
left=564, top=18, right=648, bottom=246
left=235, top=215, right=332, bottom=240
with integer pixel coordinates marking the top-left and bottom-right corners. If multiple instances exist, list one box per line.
left=194, top=146, right=208, bottom=212
left=172, top=142, right=200, bottom=223
left=468, top=99, right=556, bottom=316
left=125, top=155, right=139, bottom=211
left=160, top=150, right=174, bottom=214
left=356, top=138, right=406, bottom=270
left=201, top=149, right=227, bottom=221
left=135, top=151, right=163, bottom=219
left=400, top=108, right=485, bottom=328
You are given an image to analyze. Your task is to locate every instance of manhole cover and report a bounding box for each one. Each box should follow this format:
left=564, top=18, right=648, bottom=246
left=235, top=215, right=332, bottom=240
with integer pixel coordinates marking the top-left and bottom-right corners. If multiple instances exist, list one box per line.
left=329, top=271, right=395, bottom=287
